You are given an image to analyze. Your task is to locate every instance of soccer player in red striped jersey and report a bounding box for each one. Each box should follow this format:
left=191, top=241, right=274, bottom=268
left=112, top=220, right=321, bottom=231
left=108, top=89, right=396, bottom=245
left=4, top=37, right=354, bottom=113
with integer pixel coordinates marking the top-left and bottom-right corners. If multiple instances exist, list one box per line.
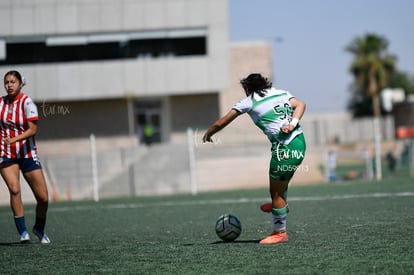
left=1, top=70, right=50, bottom=244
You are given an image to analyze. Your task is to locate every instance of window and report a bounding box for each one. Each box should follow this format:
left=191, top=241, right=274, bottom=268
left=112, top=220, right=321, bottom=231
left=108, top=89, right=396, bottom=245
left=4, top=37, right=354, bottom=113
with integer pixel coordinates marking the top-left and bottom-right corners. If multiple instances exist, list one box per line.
left=0, top=29, right=207, bottom=65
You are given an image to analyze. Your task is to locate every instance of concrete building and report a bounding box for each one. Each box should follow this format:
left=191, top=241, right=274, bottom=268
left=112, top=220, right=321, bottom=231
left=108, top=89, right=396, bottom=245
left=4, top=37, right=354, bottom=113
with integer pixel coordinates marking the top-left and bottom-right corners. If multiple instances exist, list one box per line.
left=0, top=0, right=229, bottom=142
left=1, top=1, right=399, bottom=203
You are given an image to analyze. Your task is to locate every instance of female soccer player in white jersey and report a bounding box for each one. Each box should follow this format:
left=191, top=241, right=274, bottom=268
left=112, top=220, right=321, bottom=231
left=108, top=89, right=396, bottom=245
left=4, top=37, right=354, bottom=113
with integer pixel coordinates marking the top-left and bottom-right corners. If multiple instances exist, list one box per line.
left=1, top=70, right=50, bottom=244
left=203, top=73, right=306, bottom=244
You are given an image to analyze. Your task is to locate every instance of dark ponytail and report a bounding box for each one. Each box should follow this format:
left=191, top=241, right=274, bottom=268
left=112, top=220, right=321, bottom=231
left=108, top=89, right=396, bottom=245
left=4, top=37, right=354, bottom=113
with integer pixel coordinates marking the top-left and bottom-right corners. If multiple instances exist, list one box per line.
left=240, top=73, right=272, bottom=97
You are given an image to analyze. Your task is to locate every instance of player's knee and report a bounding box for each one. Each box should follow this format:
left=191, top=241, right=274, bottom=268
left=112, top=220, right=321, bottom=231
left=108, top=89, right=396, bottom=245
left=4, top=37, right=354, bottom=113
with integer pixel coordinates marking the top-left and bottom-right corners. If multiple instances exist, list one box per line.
left=7, top=185, right=21, bottom=197
left=36, top=194, right=49, bottom=205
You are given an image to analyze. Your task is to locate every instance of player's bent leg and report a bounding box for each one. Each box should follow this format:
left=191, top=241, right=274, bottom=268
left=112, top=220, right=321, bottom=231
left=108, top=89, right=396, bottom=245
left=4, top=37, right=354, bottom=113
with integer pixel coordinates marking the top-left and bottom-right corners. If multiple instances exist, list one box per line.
left=23, top=169, right=49, bottom=216
left=269, top=178, right=289, bottom=209
left=261, top=205, right=289, bottom=245
left=23, top=169, right=51, bottom=244
left=0, top=164, right=25, bottom=216
left=0, top=164, right=30, bottom=242
left=260, top=178, right=290, bottom=244
left=261, top=134, right=305, bottom=244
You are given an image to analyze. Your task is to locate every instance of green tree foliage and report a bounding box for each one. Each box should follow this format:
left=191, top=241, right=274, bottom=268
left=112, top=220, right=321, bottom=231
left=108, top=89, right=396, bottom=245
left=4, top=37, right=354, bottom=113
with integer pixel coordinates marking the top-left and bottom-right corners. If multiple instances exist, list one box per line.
left=346, top=33, right=397, bottom=117
left=347, top=86, right=374, bottom=117
left=388, top=71, right=414, bottom=95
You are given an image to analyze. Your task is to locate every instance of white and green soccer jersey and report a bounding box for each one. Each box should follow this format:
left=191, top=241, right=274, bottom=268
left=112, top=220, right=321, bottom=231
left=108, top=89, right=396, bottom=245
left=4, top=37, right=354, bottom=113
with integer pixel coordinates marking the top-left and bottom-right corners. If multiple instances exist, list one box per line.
left=233, top=88, right=303, bottom=144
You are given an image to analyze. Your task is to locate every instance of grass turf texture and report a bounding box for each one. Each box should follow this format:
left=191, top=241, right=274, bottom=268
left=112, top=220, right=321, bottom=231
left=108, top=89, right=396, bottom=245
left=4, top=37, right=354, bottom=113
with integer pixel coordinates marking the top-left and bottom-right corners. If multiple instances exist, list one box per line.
left=1, top=178, right=413, bottom=274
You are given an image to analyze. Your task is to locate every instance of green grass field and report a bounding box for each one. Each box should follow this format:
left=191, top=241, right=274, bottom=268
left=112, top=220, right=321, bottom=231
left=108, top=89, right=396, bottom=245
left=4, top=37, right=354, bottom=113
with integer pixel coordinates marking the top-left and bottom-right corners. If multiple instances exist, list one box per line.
left=1, top=177, right=413, bottom=274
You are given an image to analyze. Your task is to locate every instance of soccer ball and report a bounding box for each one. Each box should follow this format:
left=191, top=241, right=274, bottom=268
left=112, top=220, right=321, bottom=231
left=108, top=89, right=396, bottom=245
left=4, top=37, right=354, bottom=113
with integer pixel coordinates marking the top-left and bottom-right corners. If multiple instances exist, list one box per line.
left=215, top=213, right=242, bottom=242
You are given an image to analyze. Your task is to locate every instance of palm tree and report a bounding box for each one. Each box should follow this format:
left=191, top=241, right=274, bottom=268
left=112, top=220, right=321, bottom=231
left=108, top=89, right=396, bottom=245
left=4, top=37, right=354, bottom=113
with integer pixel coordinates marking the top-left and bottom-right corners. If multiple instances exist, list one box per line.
left=346, top=33, right=396, bottom=180
left=346, top=33, right=396, bottom=116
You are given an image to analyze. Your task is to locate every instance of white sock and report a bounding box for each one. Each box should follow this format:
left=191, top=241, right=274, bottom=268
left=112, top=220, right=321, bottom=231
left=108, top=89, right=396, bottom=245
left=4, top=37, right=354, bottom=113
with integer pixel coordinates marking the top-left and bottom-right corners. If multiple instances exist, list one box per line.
left=271, top=206, right=288, bottom=232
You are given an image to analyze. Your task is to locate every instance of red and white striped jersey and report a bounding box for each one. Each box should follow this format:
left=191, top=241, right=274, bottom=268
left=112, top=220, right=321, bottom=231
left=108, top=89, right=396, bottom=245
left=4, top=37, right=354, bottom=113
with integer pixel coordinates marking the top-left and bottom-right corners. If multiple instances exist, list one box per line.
left=0, top=93, right=39, bottom=159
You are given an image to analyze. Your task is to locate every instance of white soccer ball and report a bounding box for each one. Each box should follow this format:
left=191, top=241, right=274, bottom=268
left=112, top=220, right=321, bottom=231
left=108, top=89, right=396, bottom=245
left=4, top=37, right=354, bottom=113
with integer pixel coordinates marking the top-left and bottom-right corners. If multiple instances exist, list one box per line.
left=215, top=213, right=242, bottom=242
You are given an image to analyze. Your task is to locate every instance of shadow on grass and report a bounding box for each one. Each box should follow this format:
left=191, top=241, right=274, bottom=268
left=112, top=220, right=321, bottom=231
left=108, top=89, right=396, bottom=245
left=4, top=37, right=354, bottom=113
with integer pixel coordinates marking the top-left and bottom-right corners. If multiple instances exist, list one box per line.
left=210, top=240, right=260, bottom=244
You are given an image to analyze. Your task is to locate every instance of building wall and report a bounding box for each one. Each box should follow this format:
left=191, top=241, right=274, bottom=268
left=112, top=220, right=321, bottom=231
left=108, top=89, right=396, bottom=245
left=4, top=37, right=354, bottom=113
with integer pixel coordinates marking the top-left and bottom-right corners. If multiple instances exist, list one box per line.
left=170, top=93, right=219, bottom=131
left=30, top=41, right=272, bottom=141
left=35, top=98, right=130, bottom=139
left=393, top=102, right=414, bottom=139
left=0, top=0, right=230, bottom=140
left=301, top=112, right=395, bottom=146
left=218, top=41, right=273, bottom=135
left=34, top=93, right=220, bottom=140
left=0, top=0, right=229, bottom=101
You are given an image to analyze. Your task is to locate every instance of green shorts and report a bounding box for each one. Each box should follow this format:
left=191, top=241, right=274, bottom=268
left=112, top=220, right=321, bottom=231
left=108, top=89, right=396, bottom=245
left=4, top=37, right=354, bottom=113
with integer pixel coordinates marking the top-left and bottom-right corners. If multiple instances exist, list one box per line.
left=269, top=133, right=306, bottom=181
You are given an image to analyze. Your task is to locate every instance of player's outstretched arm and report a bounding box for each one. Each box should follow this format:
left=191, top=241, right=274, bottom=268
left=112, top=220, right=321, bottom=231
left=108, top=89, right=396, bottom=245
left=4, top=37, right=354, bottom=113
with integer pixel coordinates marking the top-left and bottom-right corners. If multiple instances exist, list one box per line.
left=203, top=109, right=241, bottom=142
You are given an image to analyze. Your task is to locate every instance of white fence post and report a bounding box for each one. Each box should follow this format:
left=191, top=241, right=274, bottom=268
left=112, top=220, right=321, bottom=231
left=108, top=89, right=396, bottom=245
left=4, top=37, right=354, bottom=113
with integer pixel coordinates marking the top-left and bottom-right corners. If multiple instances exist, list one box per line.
left=90, top=134, right=99, bottom=202
left=373, top=117, right=382, bottom=181
left=410, top=138, right=414, bottom=178
left=187, top=128, right=198, bottom=195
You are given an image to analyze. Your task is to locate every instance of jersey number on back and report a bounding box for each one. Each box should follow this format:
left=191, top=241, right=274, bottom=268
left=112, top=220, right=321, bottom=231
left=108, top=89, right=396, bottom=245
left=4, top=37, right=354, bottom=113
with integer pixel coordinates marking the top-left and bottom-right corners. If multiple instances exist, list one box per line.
left=273, top=103, right=292, bottom=120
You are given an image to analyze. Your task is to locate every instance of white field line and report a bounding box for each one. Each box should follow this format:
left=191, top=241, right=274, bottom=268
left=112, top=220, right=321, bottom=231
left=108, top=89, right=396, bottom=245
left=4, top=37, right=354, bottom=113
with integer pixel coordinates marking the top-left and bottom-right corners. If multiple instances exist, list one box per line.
left=49, top=192, right=414, bottom=213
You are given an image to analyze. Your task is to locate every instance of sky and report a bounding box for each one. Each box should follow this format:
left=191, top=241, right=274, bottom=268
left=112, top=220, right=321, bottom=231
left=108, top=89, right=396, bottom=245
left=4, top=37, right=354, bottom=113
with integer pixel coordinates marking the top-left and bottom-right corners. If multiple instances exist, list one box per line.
left=229, top=0, right=414, bottom=114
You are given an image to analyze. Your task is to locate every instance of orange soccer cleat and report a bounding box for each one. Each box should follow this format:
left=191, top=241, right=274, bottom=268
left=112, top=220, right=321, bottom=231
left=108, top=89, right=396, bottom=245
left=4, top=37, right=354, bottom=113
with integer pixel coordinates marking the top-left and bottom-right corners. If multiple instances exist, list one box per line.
left=259, top=231, right=288, bottom=245
left=260, top=203, right=273, bottom=213
left=260, top=203, right=290, bottom=214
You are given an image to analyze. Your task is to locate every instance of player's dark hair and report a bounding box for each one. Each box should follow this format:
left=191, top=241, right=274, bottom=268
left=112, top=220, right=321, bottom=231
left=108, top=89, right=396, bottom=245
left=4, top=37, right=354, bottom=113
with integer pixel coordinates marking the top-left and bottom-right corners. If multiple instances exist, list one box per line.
left=4, top=70, right=24, bottom=85
left=240, top=73, right=272, bottom=97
